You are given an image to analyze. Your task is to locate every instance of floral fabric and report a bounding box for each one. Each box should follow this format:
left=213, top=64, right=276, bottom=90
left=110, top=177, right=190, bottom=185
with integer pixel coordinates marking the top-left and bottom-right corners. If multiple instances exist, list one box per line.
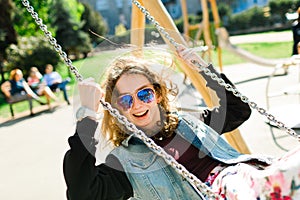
left=210, top=146, right=300, bottom=200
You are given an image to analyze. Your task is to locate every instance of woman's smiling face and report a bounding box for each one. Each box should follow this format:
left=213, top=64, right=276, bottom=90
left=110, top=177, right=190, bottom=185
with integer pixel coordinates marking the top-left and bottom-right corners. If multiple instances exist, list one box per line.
left=115, top=73, right=162, bottom=134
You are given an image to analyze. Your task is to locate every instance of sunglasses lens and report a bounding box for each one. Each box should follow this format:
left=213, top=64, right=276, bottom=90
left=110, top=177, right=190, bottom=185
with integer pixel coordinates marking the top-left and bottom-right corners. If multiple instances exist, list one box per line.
left=137, top=88, right=155, bottom=103
left=117, top=88, right=155, bottom=111
left=117, top=95, right=133, bottom=110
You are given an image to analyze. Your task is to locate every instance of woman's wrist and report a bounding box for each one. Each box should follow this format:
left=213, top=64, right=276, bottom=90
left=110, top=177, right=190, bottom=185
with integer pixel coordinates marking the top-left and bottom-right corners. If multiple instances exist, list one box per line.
left=76, top=106, right=103, bottom=122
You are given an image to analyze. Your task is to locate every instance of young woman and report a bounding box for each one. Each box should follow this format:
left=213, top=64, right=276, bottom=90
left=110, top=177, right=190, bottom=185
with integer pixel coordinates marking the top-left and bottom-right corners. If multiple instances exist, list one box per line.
left=1, top=68, right=42, bottom=104
left=27, top=66, right=58, bottom=106
left=63, top=46, right=300, bottom=199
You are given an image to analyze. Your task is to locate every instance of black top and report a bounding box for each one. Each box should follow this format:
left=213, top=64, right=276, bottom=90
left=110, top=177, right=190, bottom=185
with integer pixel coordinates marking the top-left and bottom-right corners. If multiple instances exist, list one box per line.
left=63, top=72, right=252, bottom=200
left=292, top=20, right=300, bottom=55
left=9, top=79, right=25, bottom=95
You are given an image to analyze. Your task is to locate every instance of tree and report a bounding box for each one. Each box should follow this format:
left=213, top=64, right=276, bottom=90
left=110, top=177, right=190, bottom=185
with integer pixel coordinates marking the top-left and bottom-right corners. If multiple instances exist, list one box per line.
left=81, top=2, right=108, bottom=46
left=216, top=0, right=238, bottom=7
left=5, top=36, right=61, bottom=76
left=51, top=0, right=92, bottom=59
left=0, top=0, right=17, bottom=83
left=13, top=0, right=54, bottom=37
left=269, top=0, right=300, bottom=25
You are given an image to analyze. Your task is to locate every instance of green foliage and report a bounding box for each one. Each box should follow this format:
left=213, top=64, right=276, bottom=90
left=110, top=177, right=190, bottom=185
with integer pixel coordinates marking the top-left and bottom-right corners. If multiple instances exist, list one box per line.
left=5, top=36, right=61, bottom=77
left=269, top=0, right=300, bottom=24
left=81, top=2, right=108, bottom=45
left=13, top=0, right=54, bottom=37
left=227, top=6, right=269, bottom=32
left=174, top=15, right=202, bottom=33
left=63, top=0, right=85, bottom=24
left=52, top=0, right=92, bottom=59
left=175, top=0, right=300, bottom=35
left=0, top=0, right=17, bottom=61
left=217, top=3, right=232, bottom=26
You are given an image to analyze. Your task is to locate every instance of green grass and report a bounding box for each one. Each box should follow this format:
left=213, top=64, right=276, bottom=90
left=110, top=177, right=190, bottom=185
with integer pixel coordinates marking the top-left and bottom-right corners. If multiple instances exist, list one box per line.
left=0, top=51, right=117, bottom=119
left=211, top=41, right=293, bottom=66
left=0, top=38, right=294, bottom=119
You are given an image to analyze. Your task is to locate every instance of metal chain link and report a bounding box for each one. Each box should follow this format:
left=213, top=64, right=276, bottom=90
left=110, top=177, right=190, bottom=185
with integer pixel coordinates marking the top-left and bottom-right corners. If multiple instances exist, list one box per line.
left=131, top=0, right=300, bottom=142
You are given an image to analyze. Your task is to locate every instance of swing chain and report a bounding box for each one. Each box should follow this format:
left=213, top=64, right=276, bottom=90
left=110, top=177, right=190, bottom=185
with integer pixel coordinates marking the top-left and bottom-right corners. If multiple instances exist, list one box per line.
left=131, top=0, right=300, bottom=142
left=196, top=63, right=299, bottom=140
left=21, top=0, right=83, bottom=82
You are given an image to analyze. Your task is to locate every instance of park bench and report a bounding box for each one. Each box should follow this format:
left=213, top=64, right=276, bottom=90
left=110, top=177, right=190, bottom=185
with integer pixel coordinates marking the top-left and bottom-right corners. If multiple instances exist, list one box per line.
left=1, top=82, right=35, bottom=118
left=3, top=94, right=34, bottom=117
left=1, top=83, right=71, bottom=118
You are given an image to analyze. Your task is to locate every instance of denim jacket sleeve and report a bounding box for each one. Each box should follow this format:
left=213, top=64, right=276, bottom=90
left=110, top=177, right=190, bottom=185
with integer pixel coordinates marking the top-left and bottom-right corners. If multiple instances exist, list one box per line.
left=63, top=117, right=133, bottom=200
left=197, top=64, right=252, bottom=134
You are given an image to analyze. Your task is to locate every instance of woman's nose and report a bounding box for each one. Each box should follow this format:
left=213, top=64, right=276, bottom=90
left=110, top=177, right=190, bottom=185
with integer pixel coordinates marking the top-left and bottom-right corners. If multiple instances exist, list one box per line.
left=131, top=95, right=143, bottom=109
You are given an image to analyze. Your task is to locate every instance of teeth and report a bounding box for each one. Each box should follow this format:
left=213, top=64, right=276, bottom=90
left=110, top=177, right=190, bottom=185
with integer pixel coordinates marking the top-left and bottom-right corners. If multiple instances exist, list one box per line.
left=134, top=111, right=147, bottom=116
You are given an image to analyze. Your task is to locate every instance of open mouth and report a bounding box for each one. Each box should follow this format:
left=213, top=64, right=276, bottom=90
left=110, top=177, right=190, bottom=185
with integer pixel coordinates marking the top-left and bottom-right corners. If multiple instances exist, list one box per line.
left=133, top=110, right=149, bottom=118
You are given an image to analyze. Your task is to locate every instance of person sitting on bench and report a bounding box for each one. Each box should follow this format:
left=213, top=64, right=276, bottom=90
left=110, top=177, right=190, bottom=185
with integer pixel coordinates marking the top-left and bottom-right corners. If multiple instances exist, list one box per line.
left=1, top=68, right=45, bottom=116
left=28, top=66, right=58, bottom=107
left=43, top=64, right=71, bottom=105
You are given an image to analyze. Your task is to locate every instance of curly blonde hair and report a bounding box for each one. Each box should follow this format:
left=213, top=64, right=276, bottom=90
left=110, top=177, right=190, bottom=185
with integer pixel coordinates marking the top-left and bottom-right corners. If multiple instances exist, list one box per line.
left=101, top=57, right=179, bottom=146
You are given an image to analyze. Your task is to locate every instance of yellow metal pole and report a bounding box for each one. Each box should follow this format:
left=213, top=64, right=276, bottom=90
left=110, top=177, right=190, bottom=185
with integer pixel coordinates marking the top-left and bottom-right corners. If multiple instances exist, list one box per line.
left=180, top=0, right=190, bottom=41
left=130, top=0, right=145, bottom=57
left=200, top=0, right=212, bottom=62
left=209, top=0, right=223, bottom=71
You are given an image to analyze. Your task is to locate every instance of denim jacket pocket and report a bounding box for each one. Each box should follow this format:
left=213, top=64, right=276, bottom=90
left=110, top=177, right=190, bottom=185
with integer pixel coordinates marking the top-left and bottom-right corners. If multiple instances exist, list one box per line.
left=129, top=151, right=158, bottom=169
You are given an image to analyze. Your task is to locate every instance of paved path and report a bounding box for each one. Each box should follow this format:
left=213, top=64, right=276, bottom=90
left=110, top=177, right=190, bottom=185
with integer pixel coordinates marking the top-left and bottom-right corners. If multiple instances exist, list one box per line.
left=0, top=31, right=299, bottom=200
left=0, top=105, right=73, bottom=200
left=229, top=31, right=293, bottom=44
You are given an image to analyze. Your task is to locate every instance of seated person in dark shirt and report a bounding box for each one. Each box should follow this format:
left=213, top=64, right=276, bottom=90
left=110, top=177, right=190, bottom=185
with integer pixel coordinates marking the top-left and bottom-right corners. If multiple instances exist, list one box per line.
left=1, top=68, right=42, bottom=103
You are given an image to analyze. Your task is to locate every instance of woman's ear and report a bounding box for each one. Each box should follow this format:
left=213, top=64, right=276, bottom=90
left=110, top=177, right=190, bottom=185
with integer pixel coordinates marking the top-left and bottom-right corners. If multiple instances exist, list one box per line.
left=156, top=95, right=162, bottom=104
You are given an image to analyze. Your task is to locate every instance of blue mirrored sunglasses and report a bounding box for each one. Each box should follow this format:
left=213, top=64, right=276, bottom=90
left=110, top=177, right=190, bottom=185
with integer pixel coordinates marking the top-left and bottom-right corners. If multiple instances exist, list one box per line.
left=116, top=88, right=155, bottom=111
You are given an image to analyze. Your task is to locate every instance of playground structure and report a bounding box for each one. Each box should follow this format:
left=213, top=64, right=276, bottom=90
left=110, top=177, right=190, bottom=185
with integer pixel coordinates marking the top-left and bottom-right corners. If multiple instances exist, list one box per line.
left=180, top=0, right=299, bottom=69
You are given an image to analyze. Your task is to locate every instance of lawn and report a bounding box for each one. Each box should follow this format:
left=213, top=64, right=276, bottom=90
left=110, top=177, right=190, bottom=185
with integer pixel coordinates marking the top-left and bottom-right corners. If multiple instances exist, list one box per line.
left=212, top=41, right=293, bottom=66
left=0, top=39, right=294, bottom=119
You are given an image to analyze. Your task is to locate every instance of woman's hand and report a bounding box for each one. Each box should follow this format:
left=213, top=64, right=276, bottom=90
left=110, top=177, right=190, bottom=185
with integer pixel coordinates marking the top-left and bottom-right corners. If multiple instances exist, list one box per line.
left=78, top=77, right=103, bottom=112
left=176, top=44, right=208, bottom=68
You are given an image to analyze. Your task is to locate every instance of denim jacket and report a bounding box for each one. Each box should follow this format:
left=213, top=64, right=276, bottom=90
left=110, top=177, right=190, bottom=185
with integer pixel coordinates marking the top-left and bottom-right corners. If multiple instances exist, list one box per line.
left=110, top=113, right=272, bottom=199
